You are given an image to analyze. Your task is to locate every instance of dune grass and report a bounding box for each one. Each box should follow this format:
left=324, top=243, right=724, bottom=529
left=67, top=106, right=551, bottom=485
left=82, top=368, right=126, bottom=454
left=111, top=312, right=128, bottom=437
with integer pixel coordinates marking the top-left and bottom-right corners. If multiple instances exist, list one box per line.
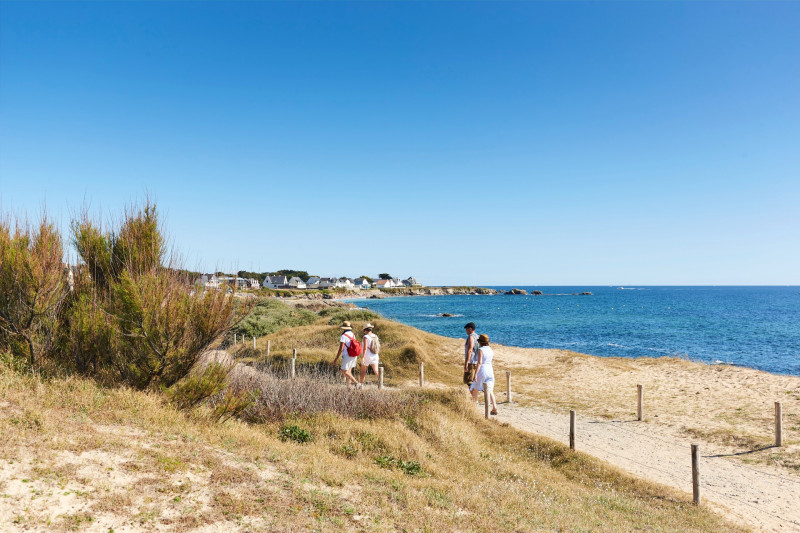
left=0, top=367, right=746, bottom=532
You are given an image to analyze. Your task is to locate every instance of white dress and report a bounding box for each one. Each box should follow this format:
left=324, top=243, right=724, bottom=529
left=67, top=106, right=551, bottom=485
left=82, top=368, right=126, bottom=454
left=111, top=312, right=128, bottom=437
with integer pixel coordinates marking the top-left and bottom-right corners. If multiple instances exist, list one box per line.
left=469, top=346, right=495, bottom=392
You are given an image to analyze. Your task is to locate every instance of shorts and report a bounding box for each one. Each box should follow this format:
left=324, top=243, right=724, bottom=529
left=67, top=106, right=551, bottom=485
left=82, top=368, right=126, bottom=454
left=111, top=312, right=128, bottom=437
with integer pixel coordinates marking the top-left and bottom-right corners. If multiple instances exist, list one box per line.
left=463, top=363, right=477, bottom=386
left=340, top=354, right=357, bottom=371
left=361, top=352, right=379, bottom=366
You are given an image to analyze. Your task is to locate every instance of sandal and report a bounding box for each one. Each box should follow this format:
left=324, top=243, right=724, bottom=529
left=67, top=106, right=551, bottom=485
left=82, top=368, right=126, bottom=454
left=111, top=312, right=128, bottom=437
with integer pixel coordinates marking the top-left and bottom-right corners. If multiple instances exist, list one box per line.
left=490, top=409, right=498, bottom=416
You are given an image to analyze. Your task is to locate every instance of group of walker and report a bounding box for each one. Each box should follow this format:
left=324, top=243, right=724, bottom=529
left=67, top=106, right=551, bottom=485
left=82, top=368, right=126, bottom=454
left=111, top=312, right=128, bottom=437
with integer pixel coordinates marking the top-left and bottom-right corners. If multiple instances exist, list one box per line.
left=331, top=320, right=380, bottom=389
left=331, top=319, right=499, bottom=415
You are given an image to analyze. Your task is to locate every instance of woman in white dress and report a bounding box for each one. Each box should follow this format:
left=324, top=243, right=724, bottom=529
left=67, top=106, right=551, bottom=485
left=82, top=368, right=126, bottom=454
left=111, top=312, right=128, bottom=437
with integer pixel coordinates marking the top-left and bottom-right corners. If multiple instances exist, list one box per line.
left=469, top=334, right=498, bottom=415
left=359, top=323, right=380, bottom=387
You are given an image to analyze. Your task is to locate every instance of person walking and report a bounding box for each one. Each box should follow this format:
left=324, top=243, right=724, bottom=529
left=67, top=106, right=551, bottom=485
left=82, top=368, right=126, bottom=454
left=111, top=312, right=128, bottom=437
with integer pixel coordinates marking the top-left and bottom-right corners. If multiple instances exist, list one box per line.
left=332, top=321, right=360, bottom=387
left=470, top=334, right=498, bottom=415
left=359, top=323, right=380, bottom=387
left=463, top=322, right=479, bottom=388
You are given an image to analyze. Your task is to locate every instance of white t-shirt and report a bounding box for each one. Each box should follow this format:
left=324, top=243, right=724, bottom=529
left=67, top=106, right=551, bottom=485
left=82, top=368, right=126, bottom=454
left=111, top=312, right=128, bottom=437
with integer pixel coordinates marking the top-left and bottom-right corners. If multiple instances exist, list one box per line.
left=362, top=333, right=378, bottom=357
left=340, top=332, right=354, bottom=353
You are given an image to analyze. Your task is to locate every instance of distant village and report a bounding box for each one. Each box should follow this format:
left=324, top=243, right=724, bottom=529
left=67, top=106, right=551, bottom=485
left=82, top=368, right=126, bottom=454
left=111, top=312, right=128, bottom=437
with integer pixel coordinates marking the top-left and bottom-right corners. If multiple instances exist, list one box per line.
left=193, top=273, right=422, bottom=292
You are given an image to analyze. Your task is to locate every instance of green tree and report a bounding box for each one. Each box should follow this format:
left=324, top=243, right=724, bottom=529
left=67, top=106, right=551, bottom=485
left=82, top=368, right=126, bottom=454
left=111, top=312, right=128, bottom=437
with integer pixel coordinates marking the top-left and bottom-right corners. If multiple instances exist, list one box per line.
left=378, top=273, right=392, bottom=280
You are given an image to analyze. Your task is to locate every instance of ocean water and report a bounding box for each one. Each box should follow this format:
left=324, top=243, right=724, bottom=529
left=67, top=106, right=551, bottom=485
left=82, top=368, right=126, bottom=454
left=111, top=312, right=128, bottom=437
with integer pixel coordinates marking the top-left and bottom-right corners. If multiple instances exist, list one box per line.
left=350, top=286, right=800, bottom=376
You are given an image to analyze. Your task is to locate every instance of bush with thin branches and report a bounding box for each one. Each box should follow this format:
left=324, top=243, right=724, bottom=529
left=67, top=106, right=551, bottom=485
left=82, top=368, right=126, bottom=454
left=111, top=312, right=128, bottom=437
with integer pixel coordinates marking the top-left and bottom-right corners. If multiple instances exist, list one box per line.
left=0, top=215, right=70, bottom=367
left=67, top=201, right=249, bottom=388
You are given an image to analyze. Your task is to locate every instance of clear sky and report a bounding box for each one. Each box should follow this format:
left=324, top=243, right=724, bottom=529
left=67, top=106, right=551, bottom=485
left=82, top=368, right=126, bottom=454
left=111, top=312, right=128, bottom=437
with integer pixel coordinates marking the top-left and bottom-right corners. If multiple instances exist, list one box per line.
left=1, top=1, right=798, bottom=286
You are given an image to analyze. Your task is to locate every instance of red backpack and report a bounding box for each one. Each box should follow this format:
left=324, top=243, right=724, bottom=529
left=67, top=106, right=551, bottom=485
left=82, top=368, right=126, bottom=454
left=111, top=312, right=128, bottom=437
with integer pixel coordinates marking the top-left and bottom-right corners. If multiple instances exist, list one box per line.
left=343, top=332, right=362, bottom=357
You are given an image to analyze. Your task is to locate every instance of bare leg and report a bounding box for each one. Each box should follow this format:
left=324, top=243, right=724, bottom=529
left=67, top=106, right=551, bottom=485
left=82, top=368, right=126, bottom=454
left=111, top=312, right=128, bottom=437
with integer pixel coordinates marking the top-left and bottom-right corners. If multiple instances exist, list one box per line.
left=341, top=369, right=358, bottom=386
left=470, top=388, right=479, bottom=403
left=490, top=392, right=498, bottom=412
left=369, top=363, right=378, bottom=383
left=359, top=364, right=367, bottom=384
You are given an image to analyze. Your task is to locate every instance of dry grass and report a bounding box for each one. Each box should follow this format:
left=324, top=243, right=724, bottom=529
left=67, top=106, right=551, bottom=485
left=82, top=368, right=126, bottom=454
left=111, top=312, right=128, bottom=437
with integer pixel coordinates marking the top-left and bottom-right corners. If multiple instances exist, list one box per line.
left=0, top=365, right=746, bottom=532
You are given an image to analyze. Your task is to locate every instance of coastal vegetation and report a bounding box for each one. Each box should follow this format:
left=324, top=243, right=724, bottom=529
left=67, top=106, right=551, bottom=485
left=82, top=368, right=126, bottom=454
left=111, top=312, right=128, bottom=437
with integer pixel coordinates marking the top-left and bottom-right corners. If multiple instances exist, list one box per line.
left=0, top=202, right=748, bottom=531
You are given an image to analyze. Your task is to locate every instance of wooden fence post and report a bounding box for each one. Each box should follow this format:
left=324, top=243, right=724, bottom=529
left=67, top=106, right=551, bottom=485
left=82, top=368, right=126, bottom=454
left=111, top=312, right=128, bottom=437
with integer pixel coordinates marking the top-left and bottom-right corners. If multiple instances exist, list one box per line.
left=253, top=336, right=256, bottom=349
left=292, top=348, right=297, bottom=360
left=234, top=333, right=237, bottom=344
left=484, top=389, right=489, bottom=419
left=692, top=444, right=700, bottom=505
left=290, top=358, right=296, bottom=379
left=378, top=366, right=384, bottom=390
left=506, top=371, right=512, bottom=403
left=266, top=340, right=270, bottom=357
left=637, top=384, right=643, bottom=421
left=419, top=362, right=424, bottom=387
left=775, top=402, right=783, bottom=447
left=569, top=410, right=576, bottom=451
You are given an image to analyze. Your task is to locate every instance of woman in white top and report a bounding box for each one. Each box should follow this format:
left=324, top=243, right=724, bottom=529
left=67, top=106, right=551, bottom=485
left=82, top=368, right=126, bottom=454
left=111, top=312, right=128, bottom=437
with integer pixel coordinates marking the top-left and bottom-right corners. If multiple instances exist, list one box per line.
left=359, top=323, right=380, bottom=387
left=331, top=321, right=360, bottom=387
left=469, top=334, right=498, bottom=415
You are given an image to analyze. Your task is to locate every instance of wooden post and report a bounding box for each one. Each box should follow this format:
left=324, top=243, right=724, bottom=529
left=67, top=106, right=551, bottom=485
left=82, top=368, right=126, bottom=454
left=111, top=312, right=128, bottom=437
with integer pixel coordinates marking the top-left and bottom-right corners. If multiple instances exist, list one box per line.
left=266, top=340, right=271, bottom=357
left=290, top=358, right=296, bottom=379
left=419, top=362, right=424, bottom=387
left=775, top=402, right=783, bottom=447
left=569, top=410, right=576, bottom=451
left=253, top=336, right=256, bottom=349
left=292, top=348, right=297, bottom=360
left=378, top=366, right=384, bottom=390
left=506, top=371, right=512, bottom=403
left=234, top=333, right=237, bottom=344
left=691, top=444, right=700, bottom=505
left=637, top=384, right=643, bottom=421
left=484, top=389, right=489, bottom=419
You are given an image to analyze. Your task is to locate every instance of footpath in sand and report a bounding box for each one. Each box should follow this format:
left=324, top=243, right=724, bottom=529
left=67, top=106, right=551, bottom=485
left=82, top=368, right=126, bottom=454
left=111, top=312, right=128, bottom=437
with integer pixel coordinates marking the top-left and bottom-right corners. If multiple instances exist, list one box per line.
left=463, top=343, right=800, bottom=533
left=495, top=403, right=800, bottom=532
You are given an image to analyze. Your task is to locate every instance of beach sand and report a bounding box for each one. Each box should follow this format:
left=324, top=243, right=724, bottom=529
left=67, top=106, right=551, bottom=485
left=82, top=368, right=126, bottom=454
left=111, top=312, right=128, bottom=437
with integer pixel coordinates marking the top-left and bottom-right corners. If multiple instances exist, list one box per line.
left=429, top=338, right=800, bottom=531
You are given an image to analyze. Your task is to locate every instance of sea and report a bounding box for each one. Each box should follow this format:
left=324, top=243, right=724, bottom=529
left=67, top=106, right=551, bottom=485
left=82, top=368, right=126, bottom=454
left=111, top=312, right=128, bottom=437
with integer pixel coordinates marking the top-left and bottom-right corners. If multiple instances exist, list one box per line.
left=349, top=286, right=800, bottom=377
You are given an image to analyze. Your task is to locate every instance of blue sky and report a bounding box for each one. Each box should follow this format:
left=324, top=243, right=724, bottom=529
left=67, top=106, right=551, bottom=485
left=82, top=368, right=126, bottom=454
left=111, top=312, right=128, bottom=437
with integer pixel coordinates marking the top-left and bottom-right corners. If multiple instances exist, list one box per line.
left=1, top=1, right=798, bottom=285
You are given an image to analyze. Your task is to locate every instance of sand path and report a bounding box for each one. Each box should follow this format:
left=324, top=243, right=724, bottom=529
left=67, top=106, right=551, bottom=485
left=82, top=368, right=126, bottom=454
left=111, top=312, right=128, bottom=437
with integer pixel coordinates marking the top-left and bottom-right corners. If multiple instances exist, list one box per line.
left=494, top=402, right=800, bottom=532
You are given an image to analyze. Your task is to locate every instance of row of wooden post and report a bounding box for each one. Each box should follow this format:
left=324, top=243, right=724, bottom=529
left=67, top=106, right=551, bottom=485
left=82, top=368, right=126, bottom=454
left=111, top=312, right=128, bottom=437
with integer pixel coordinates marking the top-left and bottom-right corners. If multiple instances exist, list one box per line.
left=635, top=384, right=783, bottom=446
left=569, top=406, right=703, bottom=504
left=568, top=388, right=785, bottom=506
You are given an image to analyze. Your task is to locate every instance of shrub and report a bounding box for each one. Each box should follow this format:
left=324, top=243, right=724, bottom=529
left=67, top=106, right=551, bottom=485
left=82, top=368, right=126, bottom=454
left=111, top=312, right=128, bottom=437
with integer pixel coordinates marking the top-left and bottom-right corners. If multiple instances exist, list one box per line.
left=69, top=201, right=248, bottom=389
left=0, top=215, right=70, bottom=367
left=374, top=455, right=423, bottom=476
left=322, top=309, right=381, bottom=325
left=168, top=362, right=232, bottom=410
left=233, top=299, right=317, bottom=338
left=229, top=363, right=416, bottom=422
left=279, top=424, right=312, bottom=444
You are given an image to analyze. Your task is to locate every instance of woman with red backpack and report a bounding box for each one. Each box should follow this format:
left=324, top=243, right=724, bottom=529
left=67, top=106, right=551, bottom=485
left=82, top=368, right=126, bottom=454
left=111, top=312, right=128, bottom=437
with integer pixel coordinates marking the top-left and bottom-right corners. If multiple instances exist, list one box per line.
left=332, top=321, right=361, bottom=387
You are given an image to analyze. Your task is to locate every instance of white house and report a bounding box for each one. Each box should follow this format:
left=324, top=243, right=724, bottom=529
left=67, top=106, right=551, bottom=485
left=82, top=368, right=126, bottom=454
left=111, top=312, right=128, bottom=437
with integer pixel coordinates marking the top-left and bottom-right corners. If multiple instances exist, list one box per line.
left=264, top=275, right=289, bottom=289
left=333, top=277, right=353, bottom=289
left=306, top=276, right=321, bottom=288
left=374, top=279, right=394, bottom=289
left=288, top=276, right=307, bottom=289
left=402, top=277, right=420, bottom=287
left=354, top=277, right=372, bottom=289
left=248, top=278, right=261, bottom=290
left=195, top=274, right=220, bottom=289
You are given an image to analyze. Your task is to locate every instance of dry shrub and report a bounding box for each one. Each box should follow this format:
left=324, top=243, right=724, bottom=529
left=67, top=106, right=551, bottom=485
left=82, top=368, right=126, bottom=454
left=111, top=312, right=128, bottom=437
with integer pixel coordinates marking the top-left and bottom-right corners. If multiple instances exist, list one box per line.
left=229, top=363, right=416, bottom=422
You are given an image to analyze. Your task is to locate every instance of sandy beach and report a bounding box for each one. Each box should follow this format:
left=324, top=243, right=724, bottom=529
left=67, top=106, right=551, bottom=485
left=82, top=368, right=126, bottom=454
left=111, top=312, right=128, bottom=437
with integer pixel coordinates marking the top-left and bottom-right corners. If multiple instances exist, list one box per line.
left=424, top=337, right=800, bottom=531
